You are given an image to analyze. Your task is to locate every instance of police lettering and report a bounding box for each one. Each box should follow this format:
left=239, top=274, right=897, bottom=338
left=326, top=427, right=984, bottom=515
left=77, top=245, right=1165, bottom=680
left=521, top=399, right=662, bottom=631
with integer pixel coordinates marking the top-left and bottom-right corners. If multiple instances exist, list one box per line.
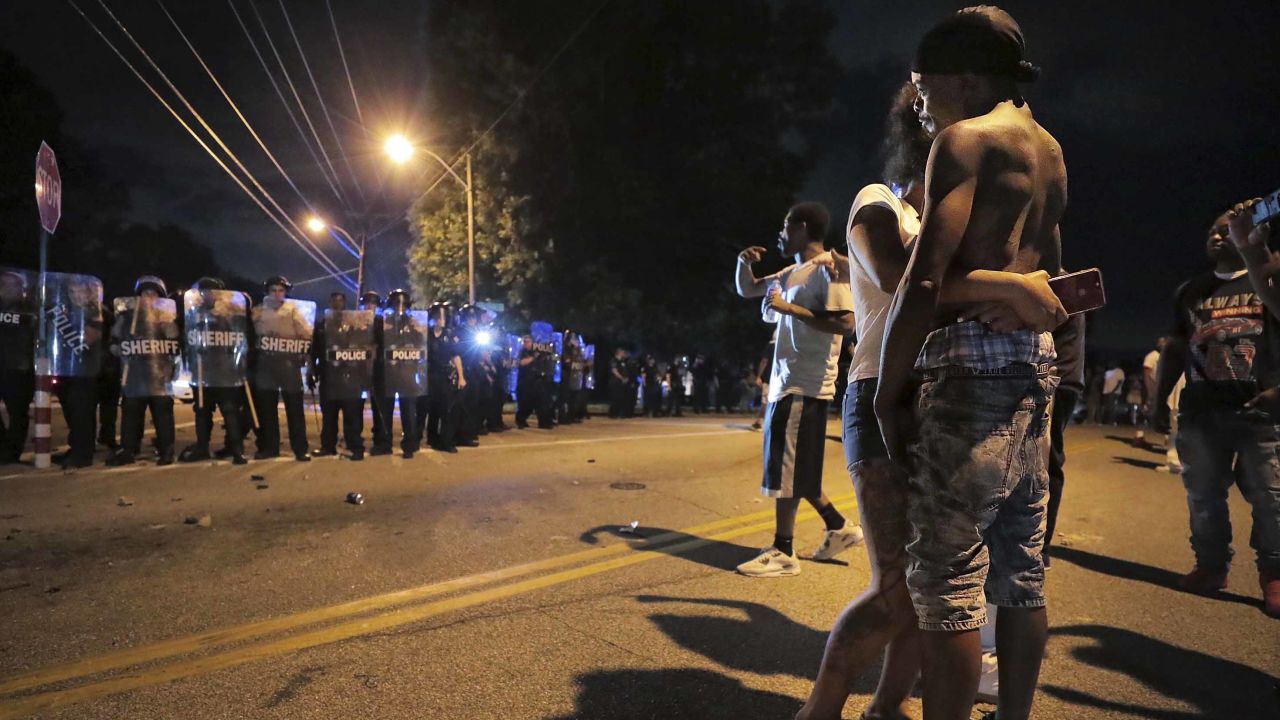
left=258, top=336, right=311, bottom=354
left=49, top=304, right=91, bottom=356
left=0, top=312, right=24, bottom=325
left=329, top=348, right=370, bottom=362
left=187, top=330, right=246, bottom=348
left=120, top=339, right=180, bottom=356
left=387, top=348, right=424, bottom=361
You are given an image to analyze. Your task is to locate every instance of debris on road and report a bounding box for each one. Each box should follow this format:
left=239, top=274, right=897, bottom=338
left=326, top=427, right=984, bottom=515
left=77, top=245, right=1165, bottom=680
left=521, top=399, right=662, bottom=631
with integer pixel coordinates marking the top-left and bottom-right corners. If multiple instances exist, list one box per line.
left=251, top=474, right=266, bottom=481
left=618, top=520, right=640, bottom=534
left=117, top=497, right=134, bottom=507
left=609, top=481, right=646, bottom=491
left=184, top=514, right=213, bottom=528
left=170, top=497, right=182, bottom=503
left=587, top=458, right=596, bottom=463
left=346, top=492, right=364, bottom=505
left=571, top=480, right=580, bottom=486
left=147, top=524, right=167, bottom=531
left=46, top=586, right=60, bottom=594
left=256, top=484, right=269, bottom=490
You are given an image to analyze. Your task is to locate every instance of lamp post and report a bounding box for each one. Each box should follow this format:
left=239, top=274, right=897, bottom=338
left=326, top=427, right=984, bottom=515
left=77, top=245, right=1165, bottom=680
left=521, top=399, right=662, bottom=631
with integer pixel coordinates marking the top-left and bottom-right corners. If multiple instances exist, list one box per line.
left=385, top=135, right=475, bottom=304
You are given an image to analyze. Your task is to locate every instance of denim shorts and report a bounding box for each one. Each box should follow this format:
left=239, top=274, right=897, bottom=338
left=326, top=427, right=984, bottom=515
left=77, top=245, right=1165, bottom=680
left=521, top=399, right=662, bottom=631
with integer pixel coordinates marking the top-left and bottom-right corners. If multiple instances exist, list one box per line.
left=843, top=378, right=887, bottom=470
left=904, top=366, right=1058, bottom=631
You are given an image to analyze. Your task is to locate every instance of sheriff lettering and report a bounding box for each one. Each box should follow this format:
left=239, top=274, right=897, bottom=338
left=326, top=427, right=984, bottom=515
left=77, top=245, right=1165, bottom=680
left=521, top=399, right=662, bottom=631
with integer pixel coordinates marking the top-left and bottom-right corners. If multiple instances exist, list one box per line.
left=187, top=329, right=246, bottom=348
left=120, top=339, right=180, bottom=356
left=258, top=336, right=312, bottom=354
left=328, top=348, right=371, bottom=362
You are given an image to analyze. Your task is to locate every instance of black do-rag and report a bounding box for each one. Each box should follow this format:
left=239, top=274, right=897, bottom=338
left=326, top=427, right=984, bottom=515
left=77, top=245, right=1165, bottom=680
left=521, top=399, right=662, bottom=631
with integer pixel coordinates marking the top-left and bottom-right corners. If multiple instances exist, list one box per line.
left=913, top=5, right=1040, bottom=82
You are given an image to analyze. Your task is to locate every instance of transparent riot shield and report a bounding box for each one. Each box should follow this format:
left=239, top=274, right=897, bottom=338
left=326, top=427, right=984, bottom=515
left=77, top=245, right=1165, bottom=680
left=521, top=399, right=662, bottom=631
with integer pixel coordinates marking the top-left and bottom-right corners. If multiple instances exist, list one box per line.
left=0, top=268, right=37, bottom=372
left=183, top=288, right=249, bottom=388
left=321, top=308, right=375, bottom=400
left=584, top=343, right=596, bottom=391
left=40, top=271, right=105, bottom=378
left=252, top=298, right=316, bottom=392
left=114, top=296, right=180, bottom=398
left=381, top=309, right=429, bottom=397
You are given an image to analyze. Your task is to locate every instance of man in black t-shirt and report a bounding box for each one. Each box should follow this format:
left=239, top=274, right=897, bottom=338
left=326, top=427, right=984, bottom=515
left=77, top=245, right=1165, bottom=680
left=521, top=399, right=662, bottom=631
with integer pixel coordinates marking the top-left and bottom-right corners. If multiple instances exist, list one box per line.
left=1156, top=206, right=1280, bottom=618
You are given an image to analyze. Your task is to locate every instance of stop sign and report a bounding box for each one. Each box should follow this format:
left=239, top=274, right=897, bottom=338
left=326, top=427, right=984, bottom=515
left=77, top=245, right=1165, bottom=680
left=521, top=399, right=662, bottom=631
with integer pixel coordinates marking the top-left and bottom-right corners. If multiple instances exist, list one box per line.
left=35, top=141, right=61, bottom=234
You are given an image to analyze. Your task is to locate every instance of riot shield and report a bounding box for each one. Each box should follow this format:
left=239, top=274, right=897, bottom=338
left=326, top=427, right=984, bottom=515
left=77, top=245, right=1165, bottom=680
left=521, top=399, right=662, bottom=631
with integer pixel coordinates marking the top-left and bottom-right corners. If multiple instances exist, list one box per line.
left=41, top=271, right=105, bottom=378
left=506, top=333, right=522, bottom=400
left=114, top=296, right=180, bottom=398
left=252, top=298, right=316, bottom=392
left=530, top=321, right=559, bottom=381
left=183, top=288, right=249, bottom=388
left=381, top=309, right=429, bottom=397
left=0, top=268, right=37, bottom=372
left=583, top=344, right=596, bottom=391
left=321, top=308, right=375, bottom=400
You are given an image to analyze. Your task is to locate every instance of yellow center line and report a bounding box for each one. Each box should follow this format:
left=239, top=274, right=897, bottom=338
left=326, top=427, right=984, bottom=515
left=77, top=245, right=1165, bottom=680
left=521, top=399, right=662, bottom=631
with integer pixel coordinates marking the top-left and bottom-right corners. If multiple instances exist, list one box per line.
left=0, top=491, right=855, bottom=698
left=0, top=502, right=849, bottom=719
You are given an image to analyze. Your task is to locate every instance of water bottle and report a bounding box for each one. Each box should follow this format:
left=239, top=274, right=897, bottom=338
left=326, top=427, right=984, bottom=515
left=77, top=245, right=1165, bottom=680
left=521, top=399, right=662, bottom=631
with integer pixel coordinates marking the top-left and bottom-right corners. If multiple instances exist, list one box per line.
left=761, top=280, right=782, bottom=323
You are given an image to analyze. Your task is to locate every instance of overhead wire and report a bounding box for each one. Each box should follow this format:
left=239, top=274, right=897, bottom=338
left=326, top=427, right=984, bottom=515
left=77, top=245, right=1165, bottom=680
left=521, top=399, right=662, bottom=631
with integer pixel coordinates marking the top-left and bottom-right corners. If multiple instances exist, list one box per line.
left=275, top=0, right=367, bottom=208
left=325, top=0, right=364, bottom=128
left=93, top=0, right=354, bottom=287
left=66, top=0, right=357, bottom=291
left=225, top=0, right=347, bottom=209
left=247, top=0, right=353, bottom=212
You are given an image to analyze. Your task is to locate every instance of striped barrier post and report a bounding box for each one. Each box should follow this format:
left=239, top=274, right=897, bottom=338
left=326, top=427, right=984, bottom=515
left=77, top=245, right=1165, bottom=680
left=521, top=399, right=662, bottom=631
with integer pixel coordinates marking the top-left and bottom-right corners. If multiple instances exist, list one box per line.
left=33, top=358, right=52, bottom=469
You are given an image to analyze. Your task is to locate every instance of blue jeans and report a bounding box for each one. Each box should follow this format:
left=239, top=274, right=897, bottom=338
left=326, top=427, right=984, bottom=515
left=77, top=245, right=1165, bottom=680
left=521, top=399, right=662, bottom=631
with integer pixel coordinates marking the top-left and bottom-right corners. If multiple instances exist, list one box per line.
left=1176, top=408, right=1280, bottom=573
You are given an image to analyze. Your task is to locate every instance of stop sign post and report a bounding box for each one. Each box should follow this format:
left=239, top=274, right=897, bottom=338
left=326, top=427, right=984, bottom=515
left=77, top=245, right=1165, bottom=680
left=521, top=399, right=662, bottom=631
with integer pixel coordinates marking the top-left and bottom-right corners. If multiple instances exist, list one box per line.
left=33, top=142, right=62, bottom=470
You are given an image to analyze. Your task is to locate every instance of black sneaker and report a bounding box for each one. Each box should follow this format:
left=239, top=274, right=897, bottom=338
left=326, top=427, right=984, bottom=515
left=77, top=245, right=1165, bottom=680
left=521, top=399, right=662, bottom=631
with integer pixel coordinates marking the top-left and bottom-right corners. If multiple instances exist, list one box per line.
left=214, top=447, right=234, bottom=459
left=462, top=439, right=480, bottom=447
left=295, top=452, right=312, bottom=462
left=369, top=445, right=392, bottom=456
left=254, top=450, right=280, bottom=461
left=403, top=450, right=415, bottom=459
left=157, top=452, right=175, bottom=467
left=105, top=451, right=135, bottom=467
left=179, top=445, right=211, bottom=463
left=232, top=454, right=248, bottom=465
left=348, top=450, right=365, bottom=461
left=313, top=448, right=338, bottom=457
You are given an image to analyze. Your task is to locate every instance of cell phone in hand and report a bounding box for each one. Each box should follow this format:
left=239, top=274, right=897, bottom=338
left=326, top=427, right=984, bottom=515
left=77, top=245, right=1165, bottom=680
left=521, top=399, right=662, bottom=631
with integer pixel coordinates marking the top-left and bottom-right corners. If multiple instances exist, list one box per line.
left=1252, top=190, right=1280, bottom=226
left=1048, top=268, right=1106, bottom=316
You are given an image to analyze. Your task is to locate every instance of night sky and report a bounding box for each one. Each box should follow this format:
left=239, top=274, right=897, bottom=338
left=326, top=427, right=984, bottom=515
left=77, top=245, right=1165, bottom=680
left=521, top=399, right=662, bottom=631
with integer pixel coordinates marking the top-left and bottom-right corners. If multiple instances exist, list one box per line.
left=3, top=0, right=1279, bottom=358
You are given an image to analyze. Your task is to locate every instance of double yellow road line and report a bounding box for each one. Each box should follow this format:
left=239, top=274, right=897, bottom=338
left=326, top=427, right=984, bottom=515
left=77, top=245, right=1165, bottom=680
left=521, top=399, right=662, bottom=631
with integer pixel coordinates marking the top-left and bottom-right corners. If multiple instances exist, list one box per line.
left=0, top=491, right=856, bottom=718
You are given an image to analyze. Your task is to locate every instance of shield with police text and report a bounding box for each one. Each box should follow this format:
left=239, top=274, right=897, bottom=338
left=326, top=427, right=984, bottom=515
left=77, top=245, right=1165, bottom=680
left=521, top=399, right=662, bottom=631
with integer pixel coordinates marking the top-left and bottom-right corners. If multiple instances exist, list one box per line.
left=583, top=344, right=596, bottom=390
left=41, top=271, right=105, bottom=377
left=321, top=308, right=375, bottom=400
left=114, top=296, right=181, bottom=397
left=252, top=299, right=316, bottom=392
left=0, top=268, right=37, bottom=373
left=381, top=309, right=429, bottom=397
left=183, top=288, right=249, bottom=388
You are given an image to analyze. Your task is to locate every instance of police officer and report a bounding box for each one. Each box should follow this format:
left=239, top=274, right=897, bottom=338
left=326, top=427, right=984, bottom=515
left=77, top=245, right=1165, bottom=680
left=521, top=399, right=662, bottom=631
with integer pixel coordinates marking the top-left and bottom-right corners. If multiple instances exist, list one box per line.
left=516, top=334, right=555, bottom=429
left=425, top=301, right=466, bottom=452
left=95, top=303, right=122, bottom=451
left=642, top=354, right=663, bottom=417
left=180, top=277, right=248, bottom=465
left=559, top=332, right=586, bottom=424
left=375, top=289, right=424, bottom=458
left=107, top=276, right=180, bottom=466
left=359, top=291, right=390, bottom=453
left=0, top=270, right=35, bottom=464
left=250, top=276, right=312, bottom=462
left=666, top=355, right=688, bottom=417
left=486, top=314, right=512, bottom=433
left=311, top=292, right=368, bottom=460
left=608, top=347, right=629, bottom=418
left=456, top=304, right=485, bottom=446
left=50, top=275, right=105, bottom=469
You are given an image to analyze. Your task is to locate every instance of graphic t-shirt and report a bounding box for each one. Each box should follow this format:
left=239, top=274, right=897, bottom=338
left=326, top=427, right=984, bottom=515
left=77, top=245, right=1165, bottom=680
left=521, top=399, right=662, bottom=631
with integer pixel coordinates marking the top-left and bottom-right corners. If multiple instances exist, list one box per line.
left=1173, top=270, right=1280, bottom=413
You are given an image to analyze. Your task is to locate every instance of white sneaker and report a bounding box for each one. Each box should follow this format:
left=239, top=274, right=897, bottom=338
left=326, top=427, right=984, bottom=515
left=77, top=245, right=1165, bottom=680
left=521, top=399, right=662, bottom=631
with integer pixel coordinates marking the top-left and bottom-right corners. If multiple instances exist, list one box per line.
left=976, top=651, right=999, bottom=704
left=736, top=547, right=800, bottom=577
left=810, top=525, right=865, bottom=561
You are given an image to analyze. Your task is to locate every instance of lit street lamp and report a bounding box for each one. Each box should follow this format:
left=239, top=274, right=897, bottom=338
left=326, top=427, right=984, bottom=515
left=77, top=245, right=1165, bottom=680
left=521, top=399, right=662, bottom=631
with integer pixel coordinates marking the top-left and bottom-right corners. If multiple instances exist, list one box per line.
left=306, top=216, right=365, bottom=293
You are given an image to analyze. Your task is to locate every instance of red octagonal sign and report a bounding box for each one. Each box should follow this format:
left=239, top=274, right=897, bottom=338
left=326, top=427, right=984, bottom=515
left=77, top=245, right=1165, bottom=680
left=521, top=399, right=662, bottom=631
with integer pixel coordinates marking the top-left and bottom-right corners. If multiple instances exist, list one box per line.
left=35, top=141, right=62, bottom=234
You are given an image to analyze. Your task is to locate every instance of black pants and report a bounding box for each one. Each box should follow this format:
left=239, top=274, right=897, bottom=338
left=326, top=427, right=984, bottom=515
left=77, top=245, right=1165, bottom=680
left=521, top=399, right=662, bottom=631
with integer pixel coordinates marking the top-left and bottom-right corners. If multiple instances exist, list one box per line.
left=253, top=388, right=309, bottom=457
left=517, top=377, right=554, bottom=428
left=195, top=386, right=243, bottom=456
left=320, top=397, right=364, bottom=453
left=608, top=380, right=628, bottom=418
left=0, top=370, right=34, bottom=461
left=54, top=377, right=96, bottom=464
left=666, top=388, right=685, bottom=417
left=96, top=373, right=120, bottom=446
left=370, top=392, right=389, bottom=448
left=487, top=383, right=508, bottom=431
left=692, top=383, right=709, bottom=414
left=644, top=387, right=663, bottom=417
left=377, top=394, right=419, bottom=453
left=427, top=381, right=459, bottom=450
left=120, top=396, right=174, bottom=457
left=1045, top=386, right=1081, bottom=555
left=457, top=381, right=481, bottom=444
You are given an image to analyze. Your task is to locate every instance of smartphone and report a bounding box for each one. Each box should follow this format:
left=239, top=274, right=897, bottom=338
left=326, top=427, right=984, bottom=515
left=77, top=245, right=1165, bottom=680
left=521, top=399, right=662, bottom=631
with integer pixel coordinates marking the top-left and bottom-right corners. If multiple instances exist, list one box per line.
left=1252, top=189, right=1280, bottom=226
left=1048, top=268, right=1106, bottom=316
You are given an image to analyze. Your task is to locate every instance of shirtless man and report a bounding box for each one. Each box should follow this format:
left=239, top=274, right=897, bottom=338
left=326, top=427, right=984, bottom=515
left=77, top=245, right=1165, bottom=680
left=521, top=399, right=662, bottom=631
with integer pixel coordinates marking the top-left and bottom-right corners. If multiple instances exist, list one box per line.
left=874, top=8, right=1067, bottom=720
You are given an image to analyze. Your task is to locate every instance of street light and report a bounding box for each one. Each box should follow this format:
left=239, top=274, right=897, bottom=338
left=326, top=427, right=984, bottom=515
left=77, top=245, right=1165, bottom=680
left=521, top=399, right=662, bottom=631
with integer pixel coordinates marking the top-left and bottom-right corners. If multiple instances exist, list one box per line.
left=305, top=217, right=365, bottom=293
left=384, top=134, right=476, bottom=304
left=306, top=216, right=327, bottom=234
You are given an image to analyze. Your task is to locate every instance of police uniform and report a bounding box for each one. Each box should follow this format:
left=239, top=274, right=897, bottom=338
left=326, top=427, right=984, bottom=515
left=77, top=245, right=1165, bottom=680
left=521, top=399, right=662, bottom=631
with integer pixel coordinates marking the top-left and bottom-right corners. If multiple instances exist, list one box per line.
left=180, top=279, right=247, bottom=464
left=312, top=296, right=369, bottom=460
left=107, top=277, right=180, bottom=466
left=250, top=279, right=312, bottom=461
left=426, top=324, right=462, bottom=451
left=0, top=270, right=35, bottom=464
left=516, top=337, right=555, bottom=428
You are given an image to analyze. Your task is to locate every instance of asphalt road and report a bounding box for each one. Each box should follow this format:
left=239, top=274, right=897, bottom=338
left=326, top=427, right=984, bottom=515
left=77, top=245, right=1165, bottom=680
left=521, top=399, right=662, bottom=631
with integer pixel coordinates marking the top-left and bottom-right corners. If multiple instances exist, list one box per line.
left=0, top=407, right=1276, bottom=719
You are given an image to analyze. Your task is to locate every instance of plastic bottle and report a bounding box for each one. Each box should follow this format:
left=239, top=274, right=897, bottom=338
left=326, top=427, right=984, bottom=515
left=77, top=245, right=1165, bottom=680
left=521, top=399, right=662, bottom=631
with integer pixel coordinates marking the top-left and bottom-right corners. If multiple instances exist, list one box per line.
left=761, top=279, right=782, bottom=323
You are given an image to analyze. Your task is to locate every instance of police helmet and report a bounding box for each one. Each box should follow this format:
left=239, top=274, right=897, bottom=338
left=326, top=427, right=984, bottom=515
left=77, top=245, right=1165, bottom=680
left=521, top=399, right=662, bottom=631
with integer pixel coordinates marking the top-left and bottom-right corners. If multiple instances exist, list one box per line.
left=427, top=300, right=452, bottom=328
left=135, top=275, right=168, bottom=297
left=459, top=303, right=481, bottom=324
left=264, top=275, right=292, bottom=293
left=386, top=288, right=412, bottom=312
left=358, top=290, right=382, bottom=309
left=193, top=276, right=226, bottom=290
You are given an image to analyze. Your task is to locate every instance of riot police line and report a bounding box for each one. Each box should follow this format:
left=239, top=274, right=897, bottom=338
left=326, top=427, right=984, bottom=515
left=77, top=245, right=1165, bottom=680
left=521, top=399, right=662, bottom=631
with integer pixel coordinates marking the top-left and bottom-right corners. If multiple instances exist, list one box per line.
left=0, top=267, right=596, bottom=470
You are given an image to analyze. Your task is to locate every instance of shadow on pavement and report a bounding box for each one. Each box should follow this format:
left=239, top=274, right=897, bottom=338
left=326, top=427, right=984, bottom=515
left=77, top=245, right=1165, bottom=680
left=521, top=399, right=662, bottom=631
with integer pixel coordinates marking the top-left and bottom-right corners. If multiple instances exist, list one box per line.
left=1043, top=623, right=1280, bottom=719
left=578, top=525, right=761, bottom=572
left=546, top=667, right=802, bottom=720
left=1052, top=546, right=1262, bottom=609
left=1111, top=456, right=1164, bottom=471
left=1105, top=435, right=1166, bottom=454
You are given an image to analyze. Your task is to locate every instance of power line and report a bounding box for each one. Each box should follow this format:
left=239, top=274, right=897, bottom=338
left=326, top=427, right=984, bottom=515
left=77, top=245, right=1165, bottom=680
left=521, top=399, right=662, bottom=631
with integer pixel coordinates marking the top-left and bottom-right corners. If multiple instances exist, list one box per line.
left=246, top=0, right=353, bottom=212
left=66, top=0, right=357, bottom=291
left=226, top=0, right=347, bottom=209
left=277, top=0, right=367, bottom=210
left=93, top=0, right=351, bottom=286
left=325, top=0, right=364, bottom=128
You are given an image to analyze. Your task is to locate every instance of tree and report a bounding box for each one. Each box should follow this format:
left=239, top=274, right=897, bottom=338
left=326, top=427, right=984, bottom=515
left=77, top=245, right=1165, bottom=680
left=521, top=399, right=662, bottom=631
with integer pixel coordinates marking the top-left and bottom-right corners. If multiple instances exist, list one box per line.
left=412, top=0, right=841, bottom=358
